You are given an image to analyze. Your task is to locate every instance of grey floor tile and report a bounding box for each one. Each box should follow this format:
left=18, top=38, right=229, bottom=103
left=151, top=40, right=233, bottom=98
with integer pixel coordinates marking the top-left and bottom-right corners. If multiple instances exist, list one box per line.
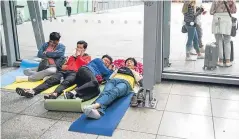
left=158, top=112, right=214, bottom=139
left=156, top=135, right=185, bottom=139
left=1, top=115, right=57, bottom=139
left=211, top=99, right=239, bottom=119
left=21, top=100, right=64, bottom=120
left=1, top=91, right=42, bottom=113
left=154, top=82, right=173, bottom=94
left=118, top=108, right=163, bottom=134
left=1, top=112, right=17, bottom=124
left=98, top=129, right=156, bottom=139
left=170, top=82, right=210, bottom=97
left=214, top=117, right=239, bottom=139
left=39, top=121, right=97, bottom=139
left=155, top=93, right=169, bottom=111
left=165, top=95, right=212, bottom=116
left=210, top=85, right=239, bottom=101
left=61, top=112, right=81, bottom=122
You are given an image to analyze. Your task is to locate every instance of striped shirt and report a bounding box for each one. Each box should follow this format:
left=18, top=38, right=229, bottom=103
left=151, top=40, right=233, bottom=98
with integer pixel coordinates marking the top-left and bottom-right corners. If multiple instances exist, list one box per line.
left=184, top=5, right=204, bottom=24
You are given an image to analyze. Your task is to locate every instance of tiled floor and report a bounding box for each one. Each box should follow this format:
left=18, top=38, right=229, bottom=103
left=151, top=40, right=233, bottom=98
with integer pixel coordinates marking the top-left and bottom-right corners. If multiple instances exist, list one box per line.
left=1, top=80, right=239, bottom=139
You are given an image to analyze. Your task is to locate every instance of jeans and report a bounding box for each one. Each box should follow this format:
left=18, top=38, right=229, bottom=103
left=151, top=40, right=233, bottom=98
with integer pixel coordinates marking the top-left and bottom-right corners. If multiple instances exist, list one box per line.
left=33, top=70, right=76, bottom=96
left=185, top=25, right=200, bottom=53
left=74, top=66, right=100, bottom=101
left=196, top=24, right=203, bottom=48
left=95, top=78, right=131, bottom=114
left=215, top=34, right=231, bottom=60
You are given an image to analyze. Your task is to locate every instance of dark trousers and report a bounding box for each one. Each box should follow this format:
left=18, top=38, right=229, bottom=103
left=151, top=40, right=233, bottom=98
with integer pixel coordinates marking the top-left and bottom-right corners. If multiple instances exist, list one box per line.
left=66, top=7, right=71, bottom=17
left=42, top=10, right=47, bottom=20
left=33, top=70, right=76, bottom=96
left=75, top=66, right=100, bottom=101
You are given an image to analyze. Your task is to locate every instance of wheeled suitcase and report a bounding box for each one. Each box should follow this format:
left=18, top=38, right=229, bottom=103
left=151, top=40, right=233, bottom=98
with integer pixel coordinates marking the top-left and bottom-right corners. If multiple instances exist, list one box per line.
left=203, top=42, right=219, bottom=70
left=223, top=41, right=234, bottom=63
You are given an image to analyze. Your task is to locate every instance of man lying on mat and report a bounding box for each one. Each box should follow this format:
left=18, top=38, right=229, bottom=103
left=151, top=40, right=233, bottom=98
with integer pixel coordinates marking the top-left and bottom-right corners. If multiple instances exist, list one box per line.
left=64, top=55, right=114, bottom=101
left=82, top=57, right=142, bottom=119
left=16, top=32, right=65, bottom=82
left=15, top=40, right=91, bottom=99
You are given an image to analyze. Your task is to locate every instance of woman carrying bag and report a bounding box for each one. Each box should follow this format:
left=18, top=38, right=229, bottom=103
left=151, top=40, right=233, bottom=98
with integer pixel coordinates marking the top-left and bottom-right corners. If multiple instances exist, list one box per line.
left=210, top=0, right=237, bottom=67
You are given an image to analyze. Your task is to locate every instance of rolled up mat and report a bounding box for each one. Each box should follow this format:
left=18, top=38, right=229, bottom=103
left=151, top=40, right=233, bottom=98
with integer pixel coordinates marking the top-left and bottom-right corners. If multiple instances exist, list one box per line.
left=68, top=93, right=133, bottom=136
left=44, top=85, right=105, bottom=112
left=1, top=59, right=39, bottom=87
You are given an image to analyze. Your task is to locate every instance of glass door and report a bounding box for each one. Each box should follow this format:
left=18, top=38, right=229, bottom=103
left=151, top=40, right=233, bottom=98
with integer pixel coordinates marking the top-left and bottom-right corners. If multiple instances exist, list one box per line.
left=161, top=1, right=239, bottom=85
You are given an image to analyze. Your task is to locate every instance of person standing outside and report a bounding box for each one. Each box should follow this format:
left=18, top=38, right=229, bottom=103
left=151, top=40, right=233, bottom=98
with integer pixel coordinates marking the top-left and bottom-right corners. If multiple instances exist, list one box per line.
left=48, top=0, right=56, bottom=21
left=40, top=0, right=49, bottom=20
left=65, top=0, right=72, bottom=17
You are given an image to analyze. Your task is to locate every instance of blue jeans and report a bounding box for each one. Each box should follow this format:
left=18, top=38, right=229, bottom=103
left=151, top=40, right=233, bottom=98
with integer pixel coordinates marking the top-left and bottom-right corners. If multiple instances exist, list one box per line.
left=95, top=78, right=131, bottom=114
left=186, top=25, right=200, bottom=53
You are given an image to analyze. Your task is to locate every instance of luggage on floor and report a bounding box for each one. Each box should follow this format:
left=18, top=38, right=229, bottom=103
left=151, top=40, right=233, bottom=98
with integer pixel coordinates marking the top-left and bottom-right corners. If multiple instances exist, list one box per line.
left=203, top=42, right=218, bottom=70
left=223, top=41, right=234, bottom=63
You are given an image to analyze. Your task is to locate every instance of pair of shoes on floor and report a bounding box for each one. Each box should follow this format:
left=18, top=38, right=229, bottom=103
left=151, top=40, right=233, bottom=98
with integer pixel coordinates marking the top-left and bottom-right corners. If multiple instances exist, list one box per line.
left=218, top=62, right=233, bottom=67
left=64, top=90, right=76, bottom=99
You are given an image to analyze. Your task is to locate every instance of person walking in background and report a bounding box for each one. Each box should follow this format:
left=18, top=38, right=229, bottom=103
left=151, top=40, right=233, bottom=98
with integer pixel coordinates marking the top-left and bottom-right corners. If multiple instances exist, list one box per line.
left=182, top=0, right=205, bottom=61
left=40, top=0, right=48, bottom=20
left=65, top=0, right=72, bottom=17
left=210, top=0, right=237, bottom=67
left=48, top=0, right=56, bottom=21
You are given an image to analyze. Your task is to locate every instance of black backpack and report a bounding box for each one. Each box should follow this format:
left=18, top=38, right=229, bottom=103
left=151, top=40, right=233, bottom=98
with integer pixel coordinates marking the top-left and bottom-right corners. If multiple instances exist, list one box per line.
left=117, top=67, right=135, bottom=79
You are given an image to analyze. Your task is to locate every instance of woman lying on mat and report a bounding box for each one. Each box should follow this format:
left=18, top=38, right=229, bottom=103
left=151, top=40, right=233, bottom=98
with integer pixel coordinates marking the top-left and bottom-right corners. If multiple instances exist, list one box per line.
left=82, top=57, right=142, bottom=119
left=64, top=55, right=114, bottom=101
left=16, top=32, right=66, bottom=82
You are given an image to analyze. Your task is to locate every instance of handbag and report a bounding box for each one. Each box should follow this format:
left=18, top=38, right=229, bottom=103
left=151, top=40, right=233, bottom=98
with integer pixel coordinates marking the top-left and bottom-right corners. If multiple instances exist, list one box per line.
left=223, top=1, right=238, bottom=37
left=37, top=58, right=50, bottom=72
left=181, top=25, right=187, bottom=33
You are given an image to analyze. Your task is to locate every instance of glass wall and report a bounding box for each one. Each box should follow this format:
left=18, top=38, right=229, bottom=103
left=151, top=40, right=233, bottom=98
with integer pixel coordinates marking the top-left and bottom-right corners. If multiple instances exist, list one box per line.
left=163, top=0, right=239, bottom=78
left=16, top=0, right=144, bottom=63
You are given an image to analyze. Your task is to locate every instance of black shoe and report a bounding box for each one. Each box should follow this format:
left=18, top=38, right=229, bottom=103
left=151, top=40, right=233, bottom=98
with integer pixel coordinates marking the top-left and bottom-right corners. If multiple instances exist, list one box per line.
left=44, top=94, right=57, bottom=99
left=64, top=92, right=74, bottom=99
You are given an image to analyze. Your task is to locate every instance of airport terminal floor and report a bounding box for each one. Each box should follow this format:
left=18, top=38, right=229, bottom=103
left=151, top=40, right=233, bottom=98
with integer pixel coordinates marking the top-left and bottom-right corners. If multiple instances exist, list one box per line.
left=1, top=1, right=239, bottom=139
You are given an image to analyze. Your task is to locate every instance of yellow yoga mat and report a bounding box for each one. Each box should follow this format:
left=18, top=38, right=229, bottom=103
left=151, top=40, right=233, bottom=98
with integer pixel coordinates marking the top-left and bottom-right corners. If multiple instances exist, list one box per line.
left=3, top=80, right=77, bottom=95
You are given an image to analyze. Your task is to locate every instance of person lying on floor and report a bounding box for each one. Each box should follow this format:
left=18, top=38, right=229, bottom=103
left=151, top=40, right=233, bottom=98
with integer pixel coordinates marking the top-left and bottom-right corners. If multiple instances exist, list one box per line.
left=16, top=32, right=65, bottom=82
left=64, top=55, right=114, bottom=101
left=82, top=57, right=142, bottom=119
left=15, top=40, right=91, bottom=99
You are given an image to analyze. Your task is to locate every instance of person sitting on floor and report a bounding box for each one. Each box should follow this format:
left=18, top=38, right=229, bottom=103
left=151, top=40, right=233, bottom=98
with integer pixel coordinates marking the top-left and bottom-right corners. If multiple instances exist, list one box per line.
left=16, top=32, right=65, bottom=82
left=64, top=55, right=114, bottom=101
left=82, top=57, right=142, bottom=119
left=15, top=40, right=91, bottom=99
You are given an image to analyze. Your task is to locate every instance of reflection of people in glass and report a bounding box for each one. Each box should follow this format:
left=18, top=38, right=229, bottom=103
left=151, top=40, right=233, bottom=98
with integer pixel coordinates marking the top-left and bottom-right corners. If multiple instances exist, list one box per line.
left=40, top=0, right=49, bottom=20
left=210, top=0, right=237, bottom=67
left=49, top=0, right=56, bottom=21
left=182, top=0, right=205, bottom=61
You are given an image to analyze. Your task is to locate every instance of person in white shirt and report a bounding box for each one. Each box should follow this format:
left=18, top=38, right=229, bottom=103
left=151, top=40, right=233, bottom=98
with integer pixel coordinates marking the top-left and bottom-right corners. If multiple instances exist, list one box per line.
left=40, top=0, right=48, bottom=20
left=48, top=0, right=56, bottom=21
left=65, top=0, right=72, bottom=17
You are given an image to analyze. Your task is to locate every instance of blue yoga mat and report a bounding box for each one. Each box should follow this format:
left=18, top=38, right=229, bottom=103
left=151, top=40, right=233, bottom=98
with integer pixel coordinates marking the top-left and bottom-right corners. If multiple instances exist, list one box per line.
left=1, top=59, right=39, bottom=87
left=68, top=93, right=133, bottom=136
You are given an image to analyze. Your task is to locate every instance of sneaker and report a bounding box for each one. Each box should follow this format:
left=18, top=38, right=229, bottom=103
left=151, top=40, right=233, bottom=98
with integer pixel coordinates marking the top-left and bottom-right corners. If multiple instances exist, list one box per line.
left=217, top=62, right=224, bottom=67
left=197, top=54, right=205, bottom=59
left=189, top=49, right=197, bottom=55
left=83, top=105, right=101, bottom=119
left=199, top=47, right=205, bottom=53
left=64, top=92, right=75, bottom=99
left=16, top=76, right=29, bottom=83
left=16, top=88, right=34, bottom=98
left=225, top=62, right=232, bottom=67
